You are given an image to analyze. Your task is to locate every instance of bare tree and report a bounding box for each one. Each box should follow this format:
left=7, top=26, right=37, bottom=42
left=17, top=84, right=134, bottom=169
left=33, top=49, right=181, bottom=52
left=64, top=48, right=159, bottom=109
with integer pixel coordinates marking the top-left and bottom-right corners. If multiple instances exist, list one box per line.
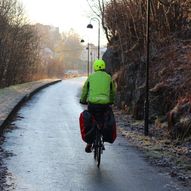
left=91, top=0, right=191, bottom=65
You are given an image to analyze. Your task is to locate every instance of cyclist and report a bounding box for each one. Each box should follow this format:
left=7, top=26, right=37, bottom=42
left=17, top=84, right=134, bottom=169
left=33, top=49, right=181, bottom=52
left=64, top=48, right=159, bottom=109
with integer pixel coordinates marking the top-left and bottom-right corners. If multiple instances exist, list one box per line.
left=80, top=59, right=116, bottom=153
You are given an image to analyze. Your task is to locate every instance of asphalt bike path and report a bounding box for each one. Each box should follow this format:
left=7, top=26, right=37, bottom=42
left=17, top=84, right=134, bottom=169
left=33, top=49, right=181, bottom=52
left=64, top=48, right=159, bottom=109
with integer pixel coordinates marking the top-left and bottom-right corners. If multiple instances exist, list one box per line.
left=1, top=78, right=189, bottom=191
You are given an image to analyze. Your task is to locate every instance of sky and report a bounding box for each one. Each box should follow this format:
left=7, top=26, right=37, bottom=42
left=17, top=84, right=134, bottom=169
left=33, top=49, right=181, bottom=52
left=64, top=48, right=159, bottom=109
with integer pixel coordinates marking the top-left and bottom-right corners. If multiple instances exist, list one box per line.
left=20, top=0, right=107, bottom=46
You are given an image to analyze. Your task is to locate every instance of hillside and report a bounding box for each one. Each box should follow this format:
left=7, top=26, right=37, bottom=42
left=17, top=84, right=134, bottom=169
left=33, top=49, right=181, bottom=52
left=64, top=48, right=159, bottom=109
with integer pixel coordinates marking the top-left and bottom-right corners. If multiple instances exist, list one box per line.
left=100, top=0, right=191, bottom=140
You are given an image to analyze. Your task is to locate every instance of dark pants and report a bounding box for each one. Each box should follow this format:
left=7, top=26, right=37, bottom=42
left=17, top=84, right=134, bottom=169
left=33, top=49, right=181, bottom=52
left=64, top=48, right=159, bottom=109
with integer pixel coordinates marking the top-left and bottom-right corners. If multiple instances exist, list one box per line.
left=88, top=104, right=111, bottom=125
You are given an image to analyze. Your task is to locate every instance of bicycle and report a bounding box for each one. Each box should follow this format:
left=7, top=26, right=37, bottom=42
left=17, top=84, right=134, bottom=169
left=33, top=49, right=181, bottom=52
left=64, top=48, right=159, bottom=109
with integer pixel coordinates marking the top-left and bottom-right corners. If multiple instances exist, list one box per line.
left=79, top=103, right=112, bottom=168
left=92, top=120, right=105, bottom=168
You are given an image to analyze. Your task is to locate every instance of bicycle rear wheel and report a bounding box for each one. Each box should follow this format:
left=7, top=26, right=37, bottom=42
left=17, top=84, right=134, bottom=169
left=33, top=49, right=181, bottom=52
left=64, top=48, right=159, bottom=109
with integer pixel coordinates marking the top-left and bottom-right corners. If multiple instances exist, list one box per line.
left=95, top=129, right=101, bottom=168
left=93, top=138, right=97, bottom=160
left=96, top=135, right=101, bottom=168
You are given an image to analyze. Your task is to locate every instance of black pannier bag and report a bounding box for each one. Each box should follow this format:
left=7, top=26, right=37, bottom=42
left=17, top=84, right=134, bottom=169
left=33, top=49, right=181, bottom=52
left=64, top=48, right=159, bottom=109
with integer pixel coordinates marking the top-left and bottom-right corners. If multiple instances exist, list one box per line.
left=102, top=108, right=117, bottom=143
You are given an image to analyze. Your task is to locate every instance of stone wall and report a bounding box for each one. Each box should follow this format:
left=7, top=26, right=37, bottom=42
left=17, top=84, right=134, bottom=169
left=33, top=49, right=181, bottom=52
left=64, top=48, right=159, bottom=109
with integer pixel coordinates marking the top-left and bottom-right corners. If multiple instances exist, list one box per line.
left=103, top=48, right=146, bottom=120
left=103, top=39, right=191, bottom=122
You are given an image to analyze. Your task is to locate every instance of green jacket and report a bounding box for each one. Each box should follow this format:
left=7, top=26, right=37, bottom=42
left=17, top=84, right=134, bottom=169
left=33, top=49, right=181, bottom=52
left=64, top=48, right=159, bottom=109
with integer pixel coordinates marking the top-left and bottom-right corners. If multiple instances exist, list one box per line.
left=80, top=71, right=116, bottom=104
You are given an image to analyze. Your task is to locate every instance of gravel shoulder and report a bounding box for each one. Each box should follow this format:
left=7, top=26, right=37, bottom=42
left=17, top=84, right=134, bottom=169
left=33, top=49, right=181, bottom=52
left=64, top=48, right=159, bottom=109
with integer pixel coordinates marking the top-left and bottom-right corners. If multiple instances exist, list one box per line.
left=114, top=107, right=191, bottom=188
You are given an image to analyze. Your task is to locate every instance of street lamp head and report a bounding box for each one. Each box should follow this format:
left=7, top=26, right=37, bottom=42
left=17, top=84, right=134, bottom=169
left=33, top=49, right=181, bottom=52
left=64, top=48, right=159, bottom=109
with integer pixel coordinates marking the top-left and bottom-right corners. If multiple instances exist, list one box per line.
left=87, top=17, right=100, bottom=59
left=80, top=39, right=85, bottom=43
left=87, top=23, right=93, bottom=29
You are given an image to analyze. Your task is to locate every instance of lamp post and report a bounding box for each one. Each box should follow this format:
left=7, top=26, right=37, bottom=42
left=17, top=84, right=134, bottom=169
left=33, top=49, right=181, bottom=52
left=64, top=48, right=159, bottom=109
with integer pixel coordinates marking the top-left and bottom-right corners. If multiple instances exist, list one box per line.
left=90, top=51, right=93, bottom=73
left=80, top=39, right=89, bottom=76
left=87, top=43, right=90, bottom=76
left=144, top=0, right=151, bottom=136
left=87, top=17, right=100, bottom=59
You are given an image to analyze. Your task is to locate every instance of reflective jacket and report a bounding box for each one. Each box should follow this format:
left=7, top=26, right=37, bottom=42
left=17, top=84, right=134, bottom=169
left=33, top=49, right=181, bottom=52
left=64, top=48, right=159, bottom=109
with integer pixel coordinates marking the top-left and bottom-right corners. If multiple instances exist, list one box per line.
left=80, top=71, right=116, bottom=104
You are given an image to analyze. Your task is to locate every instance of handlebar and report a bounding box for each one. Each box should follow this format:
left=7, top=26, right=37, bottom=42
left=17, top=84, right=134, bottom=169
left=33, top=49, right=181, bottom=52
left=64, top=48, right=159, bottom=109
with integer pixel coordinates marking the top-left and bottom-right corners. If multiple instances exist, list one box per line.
left=79, top=101, right=88, bottom=105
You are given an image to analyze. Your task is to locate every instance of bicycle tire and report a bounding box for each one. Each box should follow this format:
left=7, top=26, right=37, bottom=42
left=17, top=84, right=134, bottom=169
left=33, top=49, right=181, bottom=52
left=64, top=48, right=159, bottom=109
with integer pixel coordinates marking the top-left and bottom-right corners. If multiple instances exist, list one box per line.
left=94, top=135, right=98, bottom=160
left=93, top=129, right=101, bottom=167
left=94, top=147, right=97, bottom=160
left=93, top=123, right=103, bottom=168
left=96, top=134, right=101, bottom=168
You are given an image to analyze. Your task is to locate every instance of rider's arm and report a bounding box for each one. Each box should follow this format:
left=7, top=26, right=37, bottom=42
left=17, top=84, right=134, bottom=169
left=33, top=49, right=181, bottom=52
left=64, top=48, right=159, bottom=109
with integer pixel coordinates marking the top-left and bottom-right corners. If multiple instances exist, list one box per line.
left=80, top=79, right=89, bottom=104
left=110, top=80, right=116, bottom=104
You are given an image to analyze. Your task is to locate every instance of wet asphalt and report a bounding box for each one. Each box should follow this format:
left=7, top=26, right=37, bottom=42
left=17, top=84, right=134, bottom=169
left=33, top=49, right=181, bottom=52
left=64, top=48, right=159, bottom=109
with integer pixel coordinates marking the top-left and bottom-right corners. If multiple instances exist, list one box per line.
left=1, top=77, right=190, bottom=191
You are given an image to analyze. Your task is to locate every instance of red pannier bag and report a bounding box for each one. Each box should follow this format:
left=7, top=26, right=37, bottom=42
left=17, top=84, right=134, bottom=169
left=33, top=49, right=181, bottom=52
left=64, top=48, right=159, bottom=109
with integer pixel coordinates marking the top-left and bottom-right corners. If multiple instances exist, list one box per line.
left=79, top=110, right=96, bottom=144
left=79, top=109, right=117, bottom=144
